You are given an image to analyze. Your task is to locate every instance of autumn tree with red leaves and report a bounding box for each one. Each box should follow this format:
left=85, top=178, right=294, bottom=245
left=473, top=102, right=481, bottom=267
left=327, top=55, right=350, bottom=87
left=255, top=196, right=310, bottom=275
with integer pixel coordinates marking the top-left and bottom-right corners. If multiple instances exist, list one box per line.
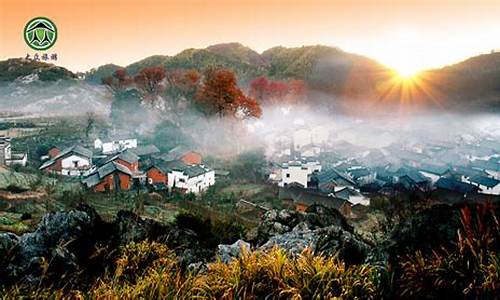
left=101, top=68, right=134, bottom=92
left=196, top=68, right=261, bottom=119
left=249, top=76, right=306, bottom=104
left=134, top=66, right=167, bottom=106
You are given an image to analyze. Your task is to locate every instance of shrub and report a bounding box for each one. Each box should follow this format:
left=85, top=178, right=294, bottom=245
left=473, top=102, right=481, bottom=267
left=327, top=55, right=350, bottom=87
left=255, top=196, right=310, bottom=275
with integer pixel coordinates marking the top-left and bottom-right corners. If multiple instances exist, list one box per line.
left=197, top=247, right=379, bottom=299
left=397, top=203, right=500, bottom=299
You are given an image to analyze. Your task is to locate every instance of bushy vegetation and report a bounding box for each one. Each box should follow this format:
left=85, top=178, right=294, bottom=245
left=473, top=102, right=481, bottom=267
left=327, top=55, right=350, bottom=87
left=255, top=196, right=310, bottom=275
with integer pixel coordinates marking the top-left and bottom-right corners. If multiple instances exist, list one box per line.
left=175, top=210, right=246, bottom=247
left=0, top=58, right=75, bottom=82
left=395, top=203, right=500, bottom=299
left=2, top=203, right=500, bottom=299
left=2, top=241, right=380, bottom=299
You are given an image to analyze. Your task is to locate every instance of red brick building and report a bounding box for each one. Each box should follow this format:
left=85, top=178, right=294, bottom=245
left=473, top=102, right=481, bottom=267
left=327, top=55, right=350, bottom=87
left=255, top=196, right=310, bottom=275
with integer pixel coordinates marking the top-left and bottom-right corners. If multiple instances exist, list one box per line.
left=82, top=161, right=133, bottom=192
left=156, top=146, right=202, bottom=165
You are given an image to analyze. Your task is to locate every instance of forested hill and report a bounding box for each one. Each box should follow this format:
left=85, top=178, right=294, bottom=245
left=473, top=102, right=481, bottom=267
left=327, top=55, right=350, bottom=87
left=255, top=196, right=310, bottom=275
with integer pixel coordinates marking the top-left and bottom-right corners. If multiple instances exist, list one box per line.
left=2, top=43, right=500, bottom=111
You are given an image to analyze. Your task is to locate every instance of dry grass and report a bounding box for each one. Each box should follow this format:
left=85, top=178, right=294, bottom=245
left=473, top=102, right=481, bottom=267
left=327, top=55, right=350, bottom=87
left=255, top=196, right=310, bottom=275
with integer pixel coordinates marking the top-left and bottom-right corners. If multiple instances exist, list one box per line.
left=2, top=241, right=380, bottom=299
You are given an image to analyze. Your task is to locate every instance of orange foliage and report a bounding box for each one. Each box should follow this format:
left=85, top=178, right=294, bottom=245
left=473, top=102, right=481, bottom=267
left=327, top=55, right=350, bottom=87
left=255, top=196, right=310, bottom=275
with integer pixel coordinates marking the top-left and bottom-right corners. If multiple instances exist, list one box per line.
left=197, top=68, right=261, bottom=119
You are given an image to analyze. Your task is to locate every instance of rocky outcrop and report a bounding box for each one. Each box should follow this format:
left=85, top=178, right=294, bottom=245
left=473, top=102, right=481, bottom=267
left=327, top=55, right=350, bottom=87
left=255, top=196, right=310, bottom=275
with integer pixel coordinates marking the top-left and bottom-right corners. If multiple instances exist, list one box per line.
left=0, top=204, right=211, bottom=287
left=255, top=204, right=353, bottom=244
left=112, top=210, right=168, bottom=245
left=252, top=205, right=368, bottom=265
left=1, top=209, right=95, bottom=285
left=217, top=239, right=251, bottom=263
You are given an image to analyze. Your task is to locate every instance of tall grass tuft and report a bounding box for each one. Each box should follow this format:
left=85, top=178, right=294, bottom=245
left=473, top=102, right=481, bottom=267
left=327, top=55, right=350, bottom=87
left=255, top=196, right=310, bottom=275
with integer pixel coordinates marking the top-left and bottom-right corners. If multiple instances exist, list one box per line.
left=397, top=202, right=500, bottom=299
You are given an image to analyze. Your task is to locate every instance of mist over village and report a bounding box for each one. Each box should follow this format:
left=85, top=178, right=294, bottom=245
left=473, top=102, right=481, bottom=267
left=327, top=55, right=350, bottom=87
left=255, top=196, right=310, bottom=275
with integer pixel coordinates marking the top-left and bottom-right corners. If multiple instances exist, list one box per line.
left=1, top=0, right=500, bottom=298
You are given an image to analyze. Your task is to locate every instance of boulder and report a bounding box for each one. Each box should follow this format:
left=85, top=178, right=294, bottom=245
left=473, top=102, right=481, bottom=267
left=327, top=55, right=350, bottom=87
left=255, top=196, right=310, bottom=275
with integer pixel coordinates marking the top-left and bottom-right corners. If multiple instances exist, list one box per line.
left=4, top=209, right=94, bottom=284
left=0, top=232, right=19, bottom=258
left=260, top=225, right=369, bottom=265
left=112, top=210, right=167, bottom=246
left=255, top=204, right=353, bottom=244
left=217, top=239, right=251, bottom=263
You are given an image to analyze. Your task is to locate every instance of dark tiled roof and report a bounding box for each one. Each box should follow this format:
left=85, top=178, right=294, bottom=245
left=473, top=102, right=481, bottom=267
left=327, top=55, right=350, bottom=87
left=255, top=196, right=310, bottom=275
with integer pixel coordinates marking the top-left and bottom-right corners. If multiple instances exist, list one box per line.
left=97, top=161, right=133, bottom=178
left=149, top=159, right=188, bottom=173
left=419, top=164, right=450, bottom=176
left=435, top=178, right=479, bottom=194
left=160, top=145, right=200, bottom=161
left=470, top=159, right=500, bottom=172
left=453, top=166, right=487, bottom=178
left=82, top=161, right=132, bottom=188
left=278, top=186, right=350, bottom=210
left=99, top=149, right=139, bottom=166
left=469, top=175, right=499, bottom=188
left=184, top=165, right=211, bottom=177
left=132, top=144, right=160, bottom=156
left=348, top=168, right=371, bottom=179
left=316, top=168, right=355, bottom=186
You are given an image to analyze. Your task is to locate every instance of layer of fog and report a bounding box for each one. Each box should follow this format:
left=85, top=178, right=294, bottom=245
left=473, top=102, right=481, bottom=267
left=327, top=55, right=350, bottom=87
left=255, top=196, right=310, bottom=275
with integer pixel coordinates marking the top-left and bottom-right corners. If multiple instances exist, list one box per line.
left=0, top=79, right=109, bottom=119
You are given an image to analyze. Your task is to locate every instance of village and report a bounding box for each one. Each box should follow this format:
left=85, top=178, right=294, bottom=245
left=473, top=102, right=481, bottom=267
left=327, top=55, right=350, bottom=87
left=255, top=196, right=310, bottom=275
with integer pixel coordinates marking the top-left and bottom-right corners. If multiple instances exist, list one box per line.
left=0, top=114, right=498, bottom=234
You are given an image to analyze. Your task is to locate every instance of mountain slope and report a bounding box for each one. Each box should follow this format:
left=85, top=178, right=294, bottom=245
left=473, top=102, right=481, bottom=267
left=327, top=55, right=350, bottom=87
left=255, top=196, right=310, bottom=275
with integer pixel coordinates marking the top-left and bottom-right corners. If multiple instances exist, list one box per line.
left=0, top=58, right=76, bottom=82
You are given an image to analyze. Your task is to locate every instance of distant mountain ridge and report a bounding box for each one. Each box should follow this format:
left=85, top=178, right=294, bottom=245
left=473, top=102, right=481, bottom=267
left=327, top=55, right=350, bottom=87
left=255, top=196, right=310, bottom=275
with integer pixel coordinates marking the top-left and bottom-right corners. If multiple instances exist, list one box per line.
left=0, top=58, right=76, bottom=82
left=1, top=43, right=500, bottom=111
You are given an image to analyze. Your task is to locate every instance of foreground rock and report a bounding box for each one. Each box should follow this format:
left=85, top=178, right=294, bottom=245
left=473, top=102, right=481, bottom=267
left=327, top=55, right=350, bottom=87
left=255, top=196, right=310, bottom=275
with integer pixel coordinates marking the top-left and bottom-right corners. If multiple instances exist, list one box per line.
left=256, top=206, right=368, bottom=265
left=0, top=204, right=212, bottom=287
left=260, top=224, right=369, bottom=265
left=216, top=239, right=251, bottom=263
left=255, top=204, right=353, bottom=243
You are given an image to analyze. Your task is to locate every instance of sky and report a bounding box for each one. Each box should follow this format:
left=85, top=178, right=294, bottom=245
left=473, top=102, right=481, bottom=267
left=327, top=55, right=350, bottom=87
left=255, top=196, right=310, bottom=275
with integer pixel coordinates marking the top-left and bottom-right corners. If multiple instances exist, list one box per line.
left=1, top=0, right=499, bottom=73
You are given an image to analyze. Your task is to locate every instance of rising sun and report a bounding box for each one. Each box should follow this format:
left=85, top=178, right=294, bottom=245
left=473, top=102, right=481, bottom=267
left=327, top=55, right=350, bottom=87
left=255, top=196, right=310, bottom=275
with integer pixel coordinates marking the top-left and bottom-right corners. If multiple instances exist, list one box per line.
left=396, top=67, right=419, bottom=79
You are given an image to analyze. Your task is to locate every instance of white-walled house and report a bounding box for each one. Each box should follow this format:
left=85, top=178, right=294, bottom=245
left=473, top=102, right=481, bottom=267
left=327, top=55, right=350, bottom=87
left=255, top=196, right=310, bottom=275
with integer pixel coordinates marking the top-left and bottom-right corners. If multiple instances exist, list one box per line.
left=0, top=136, right=28, bottom=167
left=0, top=136, right=12, bottom=165
left=167, top=164, right=215, bottom=194
left=94, top=138, right=138, bottom=154
left=40, top=145, right=93, bottom=176
left=279, top=160, right=322, bottom=188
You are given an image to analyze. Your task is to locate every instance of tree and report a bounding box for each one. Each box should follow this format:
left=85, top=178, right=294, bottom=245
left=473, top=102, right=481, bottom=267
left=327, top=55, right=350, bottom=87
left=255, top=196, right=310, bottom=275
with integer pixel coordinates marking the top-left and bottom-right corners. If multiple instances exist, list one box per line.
left=249, top=76, right=306, bottom=105
left=196, top=68, right=261, bottom=119
left=44, top=181, right=57, bottom=213
left=102, top=68, right=134, bottom=92
left=134, top=66, right=167, bottom=105
left=164, top=69, right=201, bottom=124
left=85, top=112, right=95, bottom=138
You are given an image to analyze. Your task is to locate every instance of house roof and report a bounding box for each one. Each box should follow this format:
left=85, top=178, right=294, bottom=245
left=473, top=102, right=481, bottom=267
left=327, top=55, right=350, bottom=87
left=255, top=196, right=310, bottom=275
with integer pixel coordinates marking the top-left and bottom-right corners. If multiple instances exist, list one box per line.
left=316, top=168, right=356, bottom=186
left=149, top=159, right=211, bottom=178
left=184, top=165, right=210, bottom=177
left=132, top=144, right=160, bottom=157
left=395, top=167, right=429, bottom=183
left=83, top=161, right=133, bottom=188
left=470, top=159, right=500, bottom=172
left=453, top=166, right=487, bottom=178
left=278, top=186, right=350, bottom=210
left=419, top=163, right=450, bottom=176
left=161, top=145, right=200, bottom=160
left=348, top=168, right=371, bottom=179
left=82, top=173, right=100, bottom=188
left=97, top=161, right=133, bottom=178
left=99, top=149, right=139, bottom=166
left=469, top=175, right=499, bottom=188
left=435, top=178, right=479, bottom=194
left=149, top=159, right=188, bottom=173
